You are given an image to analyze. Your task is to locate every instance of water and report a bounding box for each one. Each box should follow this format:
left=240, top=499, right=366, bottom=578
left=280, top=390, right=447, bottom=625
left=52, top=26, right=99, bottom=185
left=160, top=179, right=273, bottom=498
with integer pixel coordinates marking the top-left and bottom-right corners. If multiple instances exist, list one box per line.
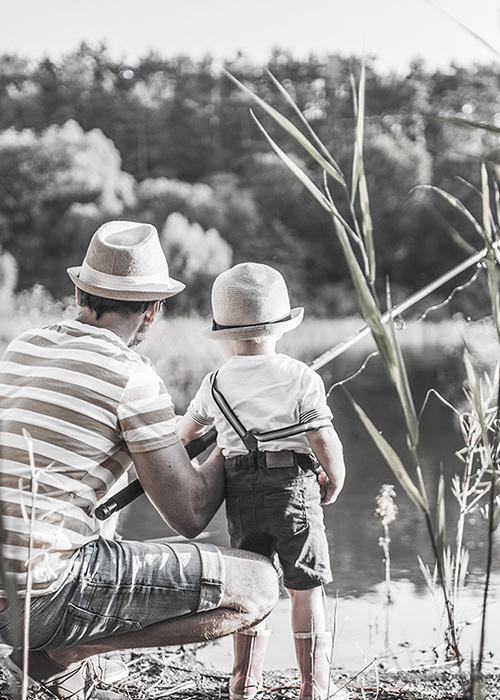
left=117, top=353, right=500, bottom=673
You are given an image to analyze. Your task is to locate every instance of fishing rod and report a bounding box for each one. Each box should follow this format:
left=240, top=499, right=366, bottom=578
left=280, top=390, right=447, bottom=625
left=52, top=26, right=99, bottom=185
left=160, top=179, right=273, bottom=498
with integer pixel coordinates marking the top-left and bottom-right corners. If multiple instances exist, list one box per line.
left=95, top=428, right=217, bottom=520
left=95, top=244, right=495, bottom=520
left=309, top=244, right=493, bottom=372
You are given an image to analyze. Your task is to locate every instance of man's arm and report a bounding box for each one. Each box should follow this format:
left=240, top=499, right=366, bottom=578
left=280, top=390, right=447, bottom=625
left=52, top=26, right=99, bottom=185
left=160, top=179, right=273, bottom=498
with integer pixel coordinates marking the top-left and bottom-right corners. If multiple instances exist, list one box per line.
left=132, top=440, right=225, bottom=538
left=306, top=426, right=346, bottom=505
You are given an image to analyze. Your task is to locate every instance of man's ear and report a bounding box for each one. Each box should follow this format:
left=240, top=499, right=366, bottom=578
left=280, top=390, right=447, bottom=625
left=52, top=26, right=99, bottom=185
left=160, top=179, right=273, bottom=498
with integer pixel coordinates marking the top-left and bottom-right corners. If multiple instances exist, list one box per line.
left=144, top=301, right=160, bottom=324
left=75, top=288, right=82, bottom=307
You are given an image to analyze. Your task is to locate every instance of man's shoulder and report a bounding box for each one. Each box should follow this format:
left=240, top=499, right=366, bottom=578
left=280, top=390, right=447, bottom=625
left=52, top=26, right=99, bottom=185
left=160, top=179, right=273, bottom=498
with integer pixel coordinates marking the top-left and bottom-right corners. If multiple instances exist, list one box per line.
left=6, top=320, right=152, bottom=376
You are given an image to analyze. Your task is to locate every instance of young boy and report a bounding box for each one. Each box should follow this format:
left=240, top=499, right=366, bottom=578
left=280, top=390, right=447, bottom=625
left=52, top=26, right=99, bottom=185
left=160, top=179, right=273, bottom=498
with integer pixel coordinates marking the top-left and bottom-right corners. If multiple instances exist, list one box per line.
left=177, top=262, right=347, bottom=700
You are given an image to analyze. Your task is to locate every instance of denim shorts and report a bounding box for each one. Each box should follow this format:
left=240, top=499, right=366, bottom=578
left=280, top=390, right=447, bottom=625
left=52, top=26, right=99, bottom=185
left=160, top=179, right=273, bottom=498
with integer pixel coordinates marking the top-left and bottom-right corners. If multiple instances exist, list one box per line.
left=0, top=537, right=224, bottom=650
left=224, top=451, right=332, bottom=591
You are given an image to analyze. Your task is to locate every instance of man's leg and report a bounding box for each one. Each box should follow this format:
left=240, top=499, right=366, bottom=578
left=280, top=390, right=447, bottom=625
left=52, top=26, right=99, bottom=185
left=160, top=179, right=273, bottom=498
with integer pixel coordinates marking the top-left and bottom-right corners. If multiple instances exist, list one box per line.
left=45, top=548, right=279, bottom=668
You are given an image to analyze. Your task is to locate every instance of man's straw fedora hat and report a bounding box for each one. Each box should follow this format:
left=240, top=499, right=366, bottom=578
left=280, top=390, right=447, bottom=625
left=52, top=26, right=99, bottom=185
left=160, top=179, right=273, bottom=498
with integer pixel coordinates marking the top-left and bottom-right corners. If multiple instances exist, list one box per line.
left=67, top=221, right=185, bottom=301
left=202, top=262, right=303, bottom=340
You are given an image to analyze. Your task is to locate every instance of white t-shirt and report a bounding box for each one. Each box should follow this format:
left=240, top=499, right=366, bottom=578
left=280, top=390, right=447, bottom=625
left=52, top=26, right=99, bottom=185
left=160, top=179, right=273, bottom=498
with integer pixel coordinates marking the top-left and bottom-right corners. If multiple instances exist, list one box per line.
left=187, top=353, right=333, bottom=458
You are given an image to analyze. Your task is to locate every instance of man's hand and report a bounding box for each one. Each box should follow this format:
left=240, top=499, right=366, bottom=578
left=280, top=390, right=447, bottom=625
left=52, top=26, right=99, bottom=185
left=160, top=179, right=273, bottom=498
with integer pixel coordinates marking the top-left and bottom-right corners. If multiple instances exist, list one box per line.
left=132, top=440, right=225, bottom=538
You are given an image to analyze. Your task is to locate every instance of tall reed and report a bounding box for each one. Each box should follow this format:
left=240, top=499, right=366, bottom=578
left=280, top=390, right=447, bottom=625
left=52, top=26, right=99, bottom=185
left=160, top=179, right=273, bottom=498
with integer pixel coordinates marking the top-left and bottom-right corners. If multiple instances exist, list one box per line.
left=374, top=484, right=398, bottom=605
left=421, top=159, right=500, bottom=685
left=225, top=66, right=500, bottom=678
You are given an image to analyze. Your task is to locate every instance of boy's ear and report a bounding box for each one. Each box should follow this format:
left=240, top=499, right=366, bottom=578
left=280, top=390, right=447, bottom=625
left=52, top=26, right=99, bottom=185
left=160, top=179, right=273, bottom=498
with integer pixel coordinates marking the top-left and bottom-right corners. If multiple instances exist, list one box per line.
left=75, top=288, right=82, bottom=306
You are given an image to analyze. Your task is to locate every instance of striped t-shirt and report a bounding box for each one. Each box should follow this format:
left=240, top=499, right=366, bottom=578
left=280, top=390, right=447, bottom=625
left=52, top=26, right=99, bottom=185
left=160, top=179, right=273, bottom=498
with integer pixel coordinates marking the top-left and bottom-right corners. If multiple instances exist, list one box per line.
left=0, top=319, right=179, bottom=596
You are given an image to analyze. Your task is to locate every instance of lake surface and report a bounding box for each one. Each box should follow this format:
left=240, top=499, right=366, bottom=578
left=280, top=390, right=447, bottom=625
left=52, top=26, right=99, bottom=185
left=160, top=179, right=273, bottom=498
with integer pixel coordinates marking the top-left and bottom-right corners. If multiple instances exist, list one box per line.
left=117, top=351, right=500, bottom=674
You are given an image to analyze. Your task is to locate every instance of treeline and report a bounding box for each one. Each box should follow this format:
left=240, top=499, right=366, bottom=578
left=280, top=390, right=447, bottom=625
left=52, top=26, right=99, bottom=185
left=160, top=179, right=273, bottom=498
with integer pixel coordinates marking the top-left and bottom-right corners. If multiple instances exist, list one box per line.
left=0, top=44, right=499, bottom=316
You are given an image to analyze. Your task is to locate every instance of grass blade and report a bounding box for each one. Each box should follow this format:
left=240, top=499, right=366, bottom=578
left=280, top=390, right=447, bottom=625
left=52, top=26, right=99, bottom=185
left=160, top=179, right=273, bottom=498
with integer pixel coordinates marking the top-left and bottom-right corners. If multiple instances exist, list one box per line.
left=463, top=346, right=490, bottom=448
left=416, top=185, right=485, bottom=239
left=385, top=283, right=419, bottom=448
left=265, top=69, right=344, bottom=177
left=347, top=391, right=427, bottom=511
left=351, top=65, right=366, bottom=204
left=436, top=472, right=446, bottom=559
left=422, top=0, right=500, bottom=60
left=224, top=70, right=345, bottom=186
left=249, top=112, right=332, bottom=211
left=350, top=66, right=376, bottom=284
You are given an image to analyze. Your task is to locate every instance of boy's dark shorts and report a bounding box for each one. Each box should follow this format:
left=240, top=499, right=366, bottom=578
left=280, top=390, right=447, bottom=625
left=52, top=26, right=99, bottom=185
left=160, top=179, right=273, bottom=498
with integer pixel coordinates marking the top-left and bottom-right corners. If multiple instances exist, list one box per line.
left=224, top=450, right=332, bottom=590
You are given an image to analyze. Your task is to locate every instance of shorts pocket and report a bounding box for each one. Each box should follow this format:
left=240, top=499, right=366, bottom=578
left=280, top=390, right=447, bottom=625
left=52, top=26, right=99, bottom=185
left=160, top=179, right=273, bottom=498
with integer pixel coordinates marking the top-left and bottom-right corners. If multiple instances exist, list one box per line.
left=225, top=496, right=245, bottom=540
left=0, top=606, right=21, bottom=647
left=264, top=487, right=308, bottom=537
left=44, top=602, right=143, bottom=649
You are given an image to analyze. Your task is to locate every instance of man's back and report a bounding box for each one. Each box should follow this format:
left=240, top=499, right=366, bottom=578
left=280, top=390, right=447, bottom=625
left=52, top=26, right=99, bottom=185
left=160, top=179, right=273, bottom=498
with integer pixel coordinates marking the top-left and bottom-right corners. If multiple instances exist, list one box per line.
left=0, top=319, right=176, bottom=595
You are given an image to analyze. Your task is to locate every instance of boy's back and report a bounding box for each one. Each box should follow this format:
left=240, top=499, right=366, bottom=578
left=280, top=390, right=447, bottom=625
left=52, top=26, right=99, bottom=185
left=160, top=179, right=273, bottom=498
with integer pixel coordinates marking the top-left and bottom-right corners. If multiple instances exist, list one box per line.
left=188, top=353, right=332, bottom=457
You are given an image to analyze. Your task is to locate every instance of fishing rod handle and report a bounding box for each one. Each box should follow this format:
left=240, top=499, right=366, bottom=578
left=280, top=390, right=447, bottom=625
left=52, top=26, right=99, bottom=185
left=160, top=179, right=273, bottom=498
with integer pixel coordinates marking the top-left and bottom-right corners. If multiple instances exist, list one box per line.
left=94, top=427, right=217, bottom=521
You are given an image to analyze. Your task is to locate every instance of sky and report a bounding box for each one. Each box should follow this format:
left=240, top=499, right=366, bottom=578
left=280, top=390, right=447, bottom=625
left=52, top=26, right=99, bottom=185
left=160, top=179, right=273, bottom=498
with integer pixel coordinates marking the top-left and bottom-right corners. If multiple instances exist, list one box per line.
left=1, top=0, right=500, bottom=74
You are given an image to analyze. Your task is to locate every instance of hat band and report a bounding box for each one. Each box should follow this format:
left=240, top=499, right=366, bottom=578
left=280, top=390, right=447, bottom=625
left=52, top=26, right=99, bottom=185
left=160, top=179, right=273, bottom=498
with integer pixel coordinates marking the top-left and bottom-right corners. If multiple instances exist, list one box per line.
left=212, top=312, right=292, bottom=331
left=80, top=261, right=175, bottom=291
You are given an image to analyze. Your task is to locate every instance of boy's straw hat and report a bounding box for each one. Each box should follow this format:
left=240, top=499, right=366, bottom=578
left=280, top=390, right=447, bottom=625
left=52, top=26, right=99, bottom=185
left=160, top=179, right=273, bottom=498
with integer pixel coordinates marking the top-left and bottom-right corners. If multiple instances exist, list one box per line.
left=202, top=262, right=303, bottom=340
left=67, top=221, right=185, bottom=301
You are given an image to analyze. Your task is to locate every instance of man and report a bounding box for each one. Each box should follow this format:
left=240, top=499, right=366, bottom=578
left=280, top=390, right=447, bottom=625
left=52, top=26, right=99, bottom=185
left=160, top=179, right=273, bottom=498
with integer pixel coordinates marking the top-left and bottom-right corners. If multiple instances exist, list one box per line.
left=0, top=221, right=279, bottom=700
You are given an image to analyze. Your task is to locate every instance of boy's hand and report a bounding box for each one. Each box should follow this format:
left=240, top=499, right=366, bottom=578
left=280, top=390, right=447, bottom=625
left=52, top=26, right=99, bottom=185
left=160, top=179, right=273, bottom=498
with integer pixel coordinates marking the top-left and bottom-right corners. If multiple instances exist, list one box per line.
left=317, top=468, right=338, bottom=505
left=307, top=426, right=346, bottom=505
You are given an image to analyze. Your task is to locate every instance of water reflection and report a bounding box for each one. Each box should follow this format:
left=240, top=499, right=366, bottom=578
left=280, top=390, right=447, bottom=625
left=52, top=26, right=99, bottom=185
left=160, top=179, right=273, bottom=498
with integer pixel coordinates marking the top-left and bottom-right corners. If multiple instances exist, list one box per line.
left=197, top=576, right=500, bottom=673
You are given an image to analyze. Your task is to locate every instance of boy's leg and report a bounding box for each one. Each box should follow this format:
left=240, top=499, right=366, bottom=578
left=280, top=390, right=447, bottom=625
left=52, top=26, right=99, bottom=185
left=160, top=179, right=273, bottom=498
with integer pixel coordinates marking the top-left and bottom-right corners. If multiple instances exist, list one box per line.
left=288, top=587, right=349, bottom=700
left=45, top=548, right=279, bottom=669
left=288, top=588, right=330, bottom=700
left=287, top=586, right=326, bottom=634
left=229, top=628, right=271, bottom=700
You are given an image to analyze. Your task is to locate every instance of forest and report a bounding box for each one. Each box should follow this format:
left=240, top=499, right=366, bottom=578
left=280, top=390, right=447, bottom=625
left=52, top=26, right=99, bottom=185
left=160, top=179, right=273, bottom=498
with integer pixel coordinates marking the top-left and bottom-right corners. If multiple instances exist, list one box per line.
left=0, top=44, right=499, bottom=317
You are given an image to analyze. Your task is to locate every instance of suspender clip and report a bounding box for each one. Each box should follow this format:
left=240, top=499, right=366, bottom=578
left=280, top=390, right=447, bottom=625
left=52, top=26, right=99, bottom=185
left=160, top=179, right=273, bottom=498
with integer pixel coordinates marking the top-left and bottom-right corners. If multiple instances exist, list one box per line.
left=242, top=432, right=258, bottom=451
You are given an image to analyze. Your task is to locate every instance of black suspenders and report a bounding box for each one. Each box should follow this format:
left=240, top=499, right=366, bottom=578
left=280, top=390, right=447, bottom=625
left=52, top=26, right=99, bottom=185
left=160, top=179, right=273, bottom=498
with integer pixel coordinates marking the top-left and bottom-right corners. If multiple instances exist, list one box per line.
left=210, top=371, right=330, bottom=453
left=210, top=372, right=258, bottom=451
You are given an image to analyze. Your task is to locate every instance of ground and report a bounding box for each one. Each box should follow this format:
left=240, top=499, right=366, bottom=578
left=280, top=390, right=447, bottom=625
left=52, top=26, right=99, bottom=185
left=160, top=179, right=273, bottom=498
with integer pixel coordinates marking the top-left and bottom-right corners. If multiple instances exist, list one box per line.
left=1, top=645, right=499, bottom=700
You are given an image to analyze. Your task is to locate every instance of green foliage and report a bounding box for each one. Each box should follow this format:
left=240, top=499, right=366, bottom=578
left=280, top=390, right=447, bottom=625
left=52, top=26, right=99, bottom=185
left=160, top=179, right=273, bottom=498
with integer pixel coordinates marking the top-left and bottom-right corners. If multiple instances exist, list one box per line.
left=0, top=46, right=500, bottom=315
left=0, top=120, right=135, bottom=297
left=0, top=246, right=17, bottom=312
left=135, top=177, right=221, bottom=233
left=160, top=213, right=232, bottom=314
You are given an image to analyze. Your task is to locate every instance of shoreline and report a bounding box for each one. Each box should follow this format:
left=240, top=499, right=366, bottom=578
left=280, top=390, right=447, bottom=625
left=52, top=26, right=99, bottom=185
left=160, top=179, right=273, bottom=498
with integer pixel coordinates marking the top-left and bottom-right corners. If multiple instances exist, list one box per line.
left=2, top=645, right=500, bottom=699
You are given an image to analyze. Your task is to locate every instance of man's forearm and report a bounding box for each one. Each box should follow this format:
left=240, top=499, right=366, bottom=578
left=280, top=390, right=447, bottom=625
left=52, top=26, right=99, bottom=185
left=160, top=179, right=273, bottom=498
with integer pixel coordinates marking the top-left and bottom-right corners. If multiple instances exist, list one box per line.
left=192, top=447, right=225, bottom=528
left=133, top=441, right=225, bottom=538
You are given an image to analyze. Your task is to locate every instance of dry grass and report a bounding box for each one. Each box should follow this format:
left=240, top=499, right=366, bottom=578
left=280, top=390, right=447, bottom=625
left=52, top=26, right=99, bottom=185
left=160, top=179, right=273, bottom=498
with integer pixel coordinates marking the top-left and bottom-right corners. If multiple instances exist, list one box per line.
left=1, top=306, right=497, bottom=415
left=2, top=646, right=500, bottom=700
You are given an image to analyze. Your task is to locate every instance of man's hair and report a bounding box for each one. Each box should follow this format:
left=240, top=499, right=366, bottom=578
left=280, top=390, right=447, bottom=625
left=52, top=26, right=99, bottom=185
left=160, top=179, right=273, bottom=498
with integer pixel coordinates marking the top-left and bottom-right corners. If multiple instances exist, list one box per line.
left=78, top=290, right=159, bottom=320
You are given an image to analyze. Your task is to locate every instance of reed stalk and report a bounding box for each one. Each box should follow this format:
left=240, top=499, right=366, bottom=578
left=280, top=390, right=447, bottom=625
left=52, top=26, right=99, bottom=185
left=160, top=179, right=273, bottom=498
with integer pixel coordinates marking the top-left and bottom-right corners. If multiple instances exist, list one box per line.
left=19, top=429, right=38, bottom=700
left=225, top=65, right=500, bottom=668
left=375, top=484, right=398, bottom=605
left=0, top=443, right=22, bottom=699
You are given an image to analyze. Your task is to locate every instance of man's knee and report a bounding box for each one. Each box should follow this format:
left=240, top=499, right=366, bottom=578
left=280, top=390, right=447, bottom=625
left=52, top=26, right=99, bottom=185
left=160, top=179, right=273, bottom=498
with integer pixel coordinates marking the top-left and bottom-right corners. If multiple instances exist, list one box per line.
left=221, top=549, right=279, bottom=622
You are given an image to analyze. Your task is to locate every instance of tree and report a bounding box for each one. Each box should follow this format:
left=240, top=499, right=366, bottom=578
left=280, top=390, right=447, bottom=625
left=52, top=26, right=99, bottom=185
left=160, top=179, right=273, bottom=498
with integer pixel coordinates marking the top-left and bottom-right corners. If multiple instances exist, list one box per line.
left=160, top=212, right=232, bottom=314
left=0, top=120, right=136, bottom=296
left=0, top=245, right=17, bottom=313
left=362, top=129, right=433, bottom=289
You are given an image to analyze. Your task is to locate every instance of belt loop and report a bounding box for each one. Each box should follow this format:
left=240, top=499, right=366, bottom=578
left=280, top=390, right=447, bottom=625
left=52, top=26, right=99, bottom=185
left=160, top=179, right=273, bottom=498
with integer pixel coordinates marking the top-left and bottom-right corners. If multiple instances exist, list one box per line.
left=248, top=450, right=258, bottom=472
